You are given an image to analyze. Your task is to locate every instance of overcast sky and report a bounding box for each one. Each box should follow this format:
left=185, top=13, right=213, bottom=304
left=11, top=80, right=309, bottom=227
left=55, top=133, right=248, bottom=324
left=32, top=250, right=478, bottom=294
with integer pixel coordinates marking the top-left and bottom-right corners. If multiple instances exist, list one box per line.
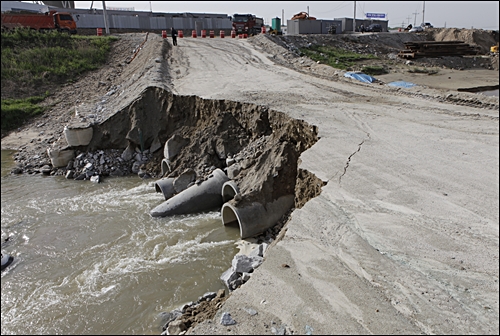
left=73, top=1, right=498, bottom=30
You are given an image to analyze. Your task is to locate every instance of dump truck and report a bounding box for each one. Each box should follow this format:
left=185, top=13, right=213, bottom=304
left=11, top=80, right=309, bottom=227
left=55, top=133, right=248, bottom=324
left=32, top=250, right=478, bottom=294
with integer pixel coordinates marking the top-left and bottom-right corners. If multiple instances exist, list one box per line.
left=1, top=10, right=77, bottom=34
left=232, top=13, right=264, bottom=35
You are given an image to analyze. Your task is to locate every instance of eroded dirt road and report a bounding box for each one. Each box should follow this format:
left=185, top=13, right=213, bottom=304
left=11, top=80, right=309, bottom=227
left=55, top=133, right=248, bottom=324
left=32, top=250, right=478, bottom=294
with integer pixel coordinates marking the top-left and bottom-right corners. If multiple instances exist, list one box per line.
left=167, top=37, right=499, bottom=334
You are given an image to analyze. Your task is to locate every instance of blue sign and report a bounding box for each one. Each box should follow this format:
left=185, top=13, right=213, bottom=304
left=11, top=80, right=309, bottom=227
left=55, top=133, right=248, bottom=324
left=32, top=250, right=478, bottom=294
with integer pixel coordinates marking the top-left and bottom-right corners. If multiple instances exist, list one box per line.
left=366, top=13, right=386, bottom=19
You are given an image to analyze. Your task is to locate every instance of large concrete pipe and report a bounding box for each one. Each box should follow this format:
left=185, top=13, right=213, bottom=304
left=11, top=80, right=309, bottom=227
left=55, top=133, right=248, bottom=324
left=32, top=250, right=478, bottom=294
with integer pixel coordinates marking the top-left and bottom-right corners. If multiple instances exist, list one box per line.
left=221, top=195, right=295, bottom=239
left=161, top=158, right=171, bottom=176
left=222, top=180, right=240, bottom=202
left=150, top=169, right=229, bottom=217
left=154, top=177, right=176, bottom=200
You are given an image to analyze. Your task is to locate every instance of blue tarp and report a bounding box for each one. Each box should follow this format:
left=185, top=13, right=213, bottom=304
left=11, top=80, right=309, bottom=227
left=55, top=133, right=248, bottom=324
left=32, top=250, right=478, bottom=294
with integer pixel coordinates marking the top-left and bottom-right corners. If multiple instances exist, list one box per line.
left=388, top=81, right=417, bottom=88
left=344, top=72, right=376, bottom=83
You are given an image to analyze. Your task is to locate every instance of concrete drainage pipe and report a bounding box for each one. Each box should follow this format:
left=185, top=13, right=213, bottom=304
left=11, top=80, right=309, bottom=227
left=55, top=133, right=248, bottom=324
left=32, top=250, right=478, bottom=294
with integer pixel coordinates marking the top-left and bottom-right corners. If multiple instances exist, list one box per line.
left=161, top=158, right=171, bottom=176
left=221, top=195, right=294, bottom=239
left=154, top=177, right=176, bottom=200
left=150, top=168, right=229, bottom=217
left=221, top=180, right=240, bottom=202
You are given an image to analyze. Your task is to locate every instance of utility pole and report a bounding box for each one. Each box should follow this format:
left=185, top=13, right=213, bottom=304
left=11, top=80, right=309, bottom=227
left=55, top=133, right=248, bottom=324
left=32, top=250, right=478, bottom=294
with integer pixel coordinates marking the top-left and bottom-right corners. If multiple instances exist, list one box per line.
left=406, top=16, right=412, bottom=26
left=282, top=9, right=284, bottom=25
left=412, top=11, right=419, bottom=26
left=422, top=1, right=425, bottom=25
left=307, top=6, right=309, bottom=16
left=353, top=1, right=356, bottom=32
left=102, top=1, right=110, bottom=35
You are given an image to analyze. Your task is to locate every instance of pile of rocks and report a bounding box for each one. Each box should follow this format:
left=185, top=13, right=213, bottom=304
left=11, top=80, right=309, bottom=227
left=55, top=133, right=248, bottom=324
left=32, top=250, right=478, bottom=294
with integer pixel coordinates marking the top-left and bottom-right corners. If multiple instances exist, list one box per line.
left=160, top=289, right=227, bottom=335
left=220, top=242, right=268, bottom=292
left=10, top=146, right=159, bottom=182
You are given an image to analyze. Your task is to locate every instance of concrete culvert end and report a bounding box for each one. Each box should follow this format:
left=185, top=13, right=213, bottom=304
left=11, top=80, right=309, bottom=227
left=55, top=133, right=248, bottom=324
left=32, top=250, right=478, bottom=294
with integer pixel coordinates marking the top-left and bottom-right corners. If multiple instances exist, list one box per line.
left=221, top=195, right=295, bottom=239
left=150, top=168, right=229, bottom=217
left=161, top=158, right=171, bottom=176
left=154, top=177, right=176, bottom=200
left=221, top=180, right=240, bottom=202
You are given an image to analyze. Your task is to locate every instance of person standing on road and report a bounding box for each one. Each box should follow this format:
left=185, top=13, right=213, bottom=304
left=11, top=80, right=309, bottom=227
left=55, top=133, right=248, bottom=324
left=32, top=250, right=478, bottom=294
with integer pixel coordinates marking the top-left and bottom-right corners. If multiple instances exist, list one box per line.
left=171, top=27, right=178, bottom=46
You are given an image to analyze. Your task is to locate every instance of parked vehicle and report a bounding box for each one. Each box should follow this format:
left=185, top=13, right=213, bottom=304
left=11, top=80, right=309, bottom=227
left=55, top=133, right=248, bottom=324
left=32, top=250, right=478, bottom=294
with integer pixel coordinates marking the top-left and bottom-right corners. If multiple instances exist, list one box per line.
left=231, top=13, right=263, bottom=35
left=409, top=26, right=424, bottom=33
left=422, top=22, right=434, bottom=29
left=1, top=10, right=77, bottom=34
left=365, top=24, right=383, bottom=32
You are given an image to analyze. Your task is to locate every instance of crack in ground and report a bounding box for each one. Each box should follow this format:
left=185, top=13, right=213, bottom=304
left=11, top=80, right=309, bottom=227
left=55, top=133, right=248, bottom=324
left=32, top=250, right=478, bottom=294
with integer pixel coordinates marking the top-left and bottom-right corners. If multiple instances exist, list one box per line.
left=339, top=133, right=370, bottom=184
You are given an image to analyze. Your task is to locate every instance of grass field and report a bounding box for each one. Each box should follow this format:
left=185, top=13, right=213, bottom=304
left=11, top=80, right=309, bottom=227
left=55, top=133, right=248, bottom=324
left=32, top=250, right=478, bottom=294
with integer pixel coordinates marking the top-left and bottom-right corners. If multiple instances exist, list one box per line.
left=1, top=28, right=117, bottom=133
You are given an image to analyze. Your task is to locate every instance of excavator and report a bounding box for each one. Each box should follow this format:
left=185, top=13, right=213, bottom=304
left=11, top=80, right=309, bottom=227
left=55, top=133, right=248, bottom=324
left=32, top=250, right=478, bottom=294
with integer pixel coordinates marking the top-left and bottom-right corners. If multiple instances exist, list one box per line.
left=291, top=11, right=316, bottom=20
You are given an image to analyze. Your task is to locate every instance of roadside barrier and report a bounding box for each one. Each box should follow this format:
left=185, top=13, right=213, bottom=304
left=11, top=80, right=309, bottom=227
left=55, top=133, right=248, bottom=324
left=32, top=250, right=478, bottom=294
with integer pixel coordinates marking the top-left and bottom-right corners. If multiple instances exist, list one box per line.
left=238, top=34, right=243, bottom=39
left=192, top=30, right=197, bottom=38
left=209, top=30, right=214, bottom=38
left=201, top=29, right=206, bottom=38
left=162, top=30, right=167, bottom=38
left=243, top=33, right=248, bottom=38
left=231, top=30, right=236, bottom=38
left=178, top=30, right=183, bottom=38
left=96, top=28, right=102, bottom=36
left=261, top=26, right=266, bottom=34
left=220, top=30, right=225, bottom=38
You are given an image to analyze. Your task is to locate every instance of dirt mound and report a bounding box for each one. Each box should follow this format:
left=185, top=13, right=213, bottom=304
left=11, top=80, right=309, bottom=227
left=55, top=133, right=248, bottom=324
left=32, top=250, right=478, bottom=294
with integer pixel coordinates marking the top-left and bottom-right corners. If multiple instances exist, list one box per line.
left=428, top=28, right=499, bottom=54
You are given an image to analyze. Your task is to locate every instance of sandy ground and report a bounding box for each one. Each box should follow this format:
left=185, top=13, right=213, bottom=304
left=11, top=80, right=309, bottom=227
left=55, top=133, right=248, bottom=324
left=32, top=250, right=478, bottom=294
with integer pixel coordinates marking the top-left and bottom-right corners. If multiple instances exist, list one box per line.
left=163, top=37, right=499, bottom=335
left=376, top=67, right=499, bottom=91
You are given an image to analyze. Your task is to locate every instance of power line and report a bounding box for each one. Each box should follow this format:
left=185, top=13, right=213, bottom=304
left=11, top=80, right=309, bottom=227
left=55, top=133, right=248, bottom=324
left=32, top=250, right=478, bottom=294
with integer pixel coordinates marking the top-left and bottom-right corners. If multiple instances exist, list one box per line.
left=412, top=11, right=419, bottom=26
left=316, top=1, right=350, bottom=14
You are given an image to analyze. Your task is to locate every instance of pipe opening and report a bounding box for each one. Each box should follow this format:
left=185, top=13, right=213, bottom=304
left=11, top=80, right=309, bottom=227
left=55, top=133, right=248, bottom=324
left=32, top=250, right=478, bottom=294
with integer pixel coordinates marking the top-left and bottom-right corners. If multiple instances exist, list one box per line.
left=221, top=181, right=239, bottom=203
left=161, top=158, right=170, bottom=176
left=154, top=177, right=176, bottom=200
left=222, top=203, right=241, bottom=229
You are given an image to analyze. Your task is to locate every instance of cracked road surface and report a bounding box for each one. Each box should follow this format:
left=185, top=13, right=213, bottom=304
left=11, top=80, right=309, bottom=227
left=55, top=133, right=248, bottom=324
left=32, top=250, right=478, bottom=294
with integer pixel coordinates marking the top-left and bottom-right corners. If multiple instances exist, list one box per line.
left=167, top=37, right=499, bottom=335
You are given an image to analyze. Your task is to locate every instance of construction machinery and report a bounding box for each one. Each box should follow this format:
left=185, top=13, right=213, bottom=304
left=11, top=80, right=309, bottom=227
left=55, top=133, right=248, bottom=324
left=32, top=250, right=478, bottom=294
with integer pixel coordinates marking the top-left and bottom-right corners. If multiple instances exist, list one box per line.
left=491, top=43, right=499, bottom=54
left=291, top=11, right=316, bottom=20
left=231, top=13, right=264, bottom=36
left=268, top=17, right=282, bottom=35
left=1, top=10, right=77, bottom=34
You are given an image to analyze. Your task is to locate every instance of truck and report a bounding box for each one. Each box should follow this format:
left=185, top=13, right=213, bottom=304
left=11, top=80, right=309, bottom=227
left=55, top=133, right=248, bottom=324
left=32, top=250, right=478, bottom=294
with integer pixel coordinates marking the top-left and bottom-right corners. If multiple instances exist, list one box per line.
left=231, top=13, right=264, bottom=35
left=1, top=10, right=77, bottom=34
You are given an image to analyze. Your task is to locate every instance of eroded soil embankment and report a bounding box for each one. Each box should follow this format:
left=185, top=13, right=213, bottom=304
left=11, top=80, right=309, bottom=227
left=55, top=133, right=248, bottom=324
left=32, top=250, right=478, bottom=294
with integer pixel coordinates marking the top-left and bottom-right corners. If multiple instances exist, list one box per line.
left=11, top=85, right=323, bottom=215
left=96, top=86, right=322, bottom=209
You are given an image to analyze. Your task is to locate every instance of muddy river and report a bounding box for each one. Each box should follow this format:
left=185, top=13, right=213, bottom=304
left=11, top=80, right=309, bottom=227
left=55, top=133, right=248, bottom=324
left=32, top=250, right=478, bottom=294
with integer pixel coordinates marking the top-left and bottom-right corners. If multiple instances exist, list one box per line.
left=1, top=150, right=240, bottom=335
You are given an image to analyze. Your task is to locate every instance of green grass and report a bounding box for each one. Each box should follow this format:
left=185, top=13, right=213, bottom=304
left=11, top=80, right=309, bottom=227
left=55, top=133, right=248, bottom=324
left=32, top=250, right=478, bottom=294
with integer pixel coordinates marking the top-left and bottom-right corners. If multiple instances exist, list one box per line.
left=1, top=28, right=118, bottom=88
left=361, top=65, right=388, bottom=75
left=1, top=28, right=118, bottom=132
left=299, top=45, right=377, bottom=70
left=1, top=94, right=48, bottom=131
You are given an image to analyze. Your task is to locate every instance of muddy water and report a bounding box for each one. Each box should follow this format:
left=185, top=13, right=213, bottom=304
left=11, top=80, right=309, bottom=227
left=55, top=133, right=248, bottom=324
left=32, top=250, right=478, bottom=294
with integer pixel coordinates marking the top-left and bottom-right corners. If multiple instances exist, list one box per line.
left=1, top=150, right=240, bottom=335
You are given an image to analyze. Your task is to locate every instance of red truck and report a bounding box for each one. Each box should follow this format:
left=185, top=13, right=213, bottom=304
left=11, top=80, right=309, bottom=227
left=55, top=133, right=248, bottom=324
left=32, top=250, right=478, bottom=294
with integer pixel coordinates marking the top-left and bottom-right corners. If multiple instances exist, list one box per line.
left=1, top=10, right=77, bottom=34
left=232, top=13, right=264, bottom=35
